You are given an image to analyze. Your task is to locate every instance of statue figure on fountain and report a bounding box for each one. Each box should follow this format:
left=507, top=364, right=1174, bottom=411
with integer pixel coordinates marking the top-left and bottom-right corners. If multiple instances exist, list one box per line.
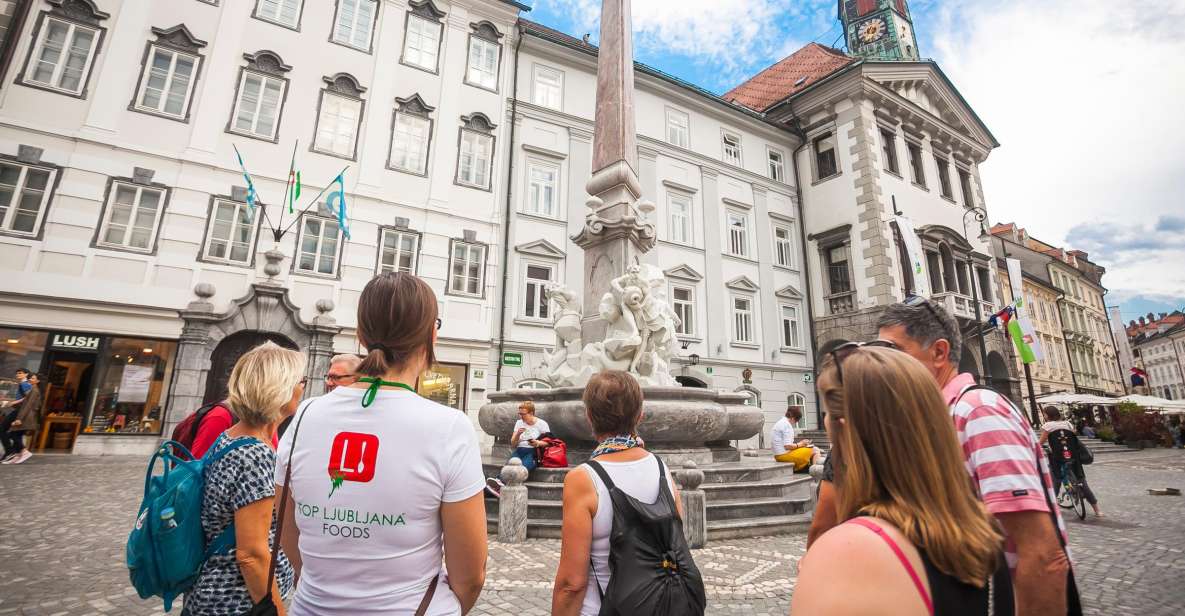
left=544, top=264, right=680, bottom=388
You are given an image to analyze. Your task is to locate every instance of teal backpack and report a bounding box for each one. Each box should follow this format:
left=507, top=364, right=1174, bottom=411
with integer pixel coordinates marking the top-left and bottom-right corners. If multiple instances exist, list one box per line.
left=126, top=438, right=254, bottom=611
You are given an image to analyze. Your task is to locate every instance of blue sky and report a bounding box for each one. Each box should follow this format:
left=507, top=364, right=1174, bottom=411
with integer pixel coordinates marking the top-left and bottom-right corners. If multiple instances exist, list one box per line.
left=522, top=0, right=1185, bottom=324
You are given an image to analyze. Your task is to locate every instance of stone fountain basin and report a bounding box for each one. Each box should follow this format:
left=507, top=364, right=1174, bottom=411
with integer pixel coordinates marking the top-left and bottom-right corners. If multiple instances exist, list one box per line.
left=479, top=386, right=764, bottom=464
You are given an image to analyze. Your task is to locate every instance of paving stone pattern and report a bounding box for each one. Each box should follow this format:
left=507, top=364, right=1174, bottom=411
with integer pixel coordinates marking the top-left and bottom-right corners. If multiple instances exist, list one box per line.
left=1, top=450, right=1183, bottom=615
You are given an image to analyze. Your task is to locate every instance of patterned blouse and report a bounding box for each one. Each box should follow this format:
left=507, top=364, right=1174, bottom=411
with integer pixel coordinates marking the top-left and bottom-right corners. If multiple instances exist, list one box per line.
left=183, top=433, right=294, bottom=616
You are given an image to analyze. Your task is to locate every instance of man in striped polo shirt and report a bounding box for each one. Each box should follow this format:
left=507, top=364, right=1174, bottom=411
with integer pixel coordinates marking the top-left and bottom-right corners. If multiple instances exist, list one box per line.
left=878, top=298, right=1078, bottom=616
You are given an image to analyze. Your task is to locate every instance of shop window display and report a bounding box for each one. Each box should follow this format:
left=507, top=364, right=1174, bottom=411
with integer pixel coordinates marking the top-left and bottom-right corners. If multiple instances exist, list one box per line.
left=418, top=363, right=467, bottom=410
left=0, top=329, right=48, bottom=402
left=83, top=338, right=176, bottom=435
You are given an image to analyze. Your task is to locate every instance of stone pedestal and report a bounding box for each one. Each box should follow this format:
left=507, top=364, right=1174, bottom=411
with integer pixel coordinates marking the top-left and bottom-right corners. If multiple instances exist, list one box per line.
left=497, top=458, right=529, bottom=543
left=676, top=460, right=706, bottom=549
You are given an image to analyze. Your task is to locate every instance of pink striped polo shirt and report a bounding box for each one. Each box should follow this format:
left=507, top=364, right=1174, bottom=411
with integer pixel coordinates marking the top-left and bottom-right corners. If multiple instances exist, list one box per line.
left=943, top=373, right=1069, bottom=571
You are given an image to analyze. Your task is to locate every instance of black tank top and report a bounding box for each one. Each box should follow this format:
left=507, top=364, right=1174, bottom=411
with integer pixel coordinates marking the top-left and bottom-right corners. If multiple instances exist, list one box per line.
left=919, top=546, right=1014, bottom=616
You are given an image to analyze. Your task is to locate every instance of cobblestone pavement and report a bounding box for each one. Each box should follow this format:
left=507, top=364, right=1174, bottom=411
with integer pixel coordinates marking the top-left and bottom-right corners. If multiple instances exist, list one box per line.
left=1, top=449, right=1182, bottom=615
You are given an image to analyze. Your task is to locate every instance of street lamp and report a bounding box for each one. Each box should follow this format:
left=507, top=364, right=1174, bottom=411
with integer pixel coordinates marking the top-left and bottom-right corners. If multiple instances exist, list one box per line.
left=963, top=206, right=992, bottom=385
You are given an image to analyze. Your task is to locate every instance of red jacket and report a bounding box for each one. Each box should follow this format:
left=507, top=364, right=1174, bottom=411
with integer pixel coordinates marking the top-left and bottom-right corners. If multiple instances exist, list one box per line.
left=190, top=405, right=277, bottom=458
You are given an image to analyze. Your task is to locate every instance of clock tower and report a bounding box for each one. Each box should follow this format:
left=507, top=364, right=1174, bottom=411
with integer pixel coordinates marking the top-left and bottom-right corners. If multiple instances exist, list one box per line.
left=840, top=0, right=920, bottom=61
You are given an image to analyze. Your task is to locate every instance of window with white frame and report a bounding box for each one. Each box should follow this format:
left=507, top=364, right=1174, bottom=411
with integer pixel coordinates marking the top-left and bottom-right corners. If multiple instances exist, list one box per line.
left=525, top=161, right=558, bottom=217
left=671, top=286, right=695, bottom=337
left=666, top=109, right=689, bottom=148
left=333, top=0, right=376, bottom=50
left=97, top=182, right=165, bottom=252
left=378, top=228, right=419, bottom=274
left=522, top=263, right=554, bottom=320
left=255, top=0, right=302, bottom=28
left=466, top=33, right=500, bottom=90
left=135, top=45, right=199, bottom=118
left=0, top=161, right=55, bottom=236
left=780, top=305, right=802, bottom=348
left=457, top=115, right=495, bottom=189
left=767, top=148, right=785, bottom=182
left=722, top=132, right=742, bottom=166
left=449, top=241, right=486, bottom=296
left=732, top=296, right=754, bottom=343
left=403, top=14, right=442, bottom=71
left=726, top=210, right=749, bottom=257
left=296, top=216, right=342, bottom=275
left=773, top=224, right=794, bottom=268
left=314, top=90, right=362, bottom=158
left=788, top=392, right=806, bottom=415
left=24, top=16, right=100, bottom=95
left=814, top=133, right=838, bottom=179
left=231, top=70, right=286, bottom=140
left=668, top=193, right=692, bottom=245
left=390, top=109, right=431, bottom=174
left=202, top=199, right=258, bottom=265
left=532, top=64, right=562, bottom=109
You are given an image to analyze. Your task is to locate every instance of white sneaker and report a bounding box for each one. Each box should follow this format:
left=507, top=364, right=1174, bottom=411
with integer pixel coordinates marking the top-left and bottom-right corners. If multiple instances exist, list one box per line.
left=12, top=450, right=32, bottom=464
left=0, top=453, right=17, bottom=463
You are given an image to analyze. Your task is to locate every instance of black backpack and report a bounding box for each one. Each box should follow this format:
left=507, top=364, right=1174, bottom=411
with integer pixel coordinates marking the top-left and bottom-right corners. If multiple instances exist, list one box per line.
left=586, top=456, right=706, bottom=616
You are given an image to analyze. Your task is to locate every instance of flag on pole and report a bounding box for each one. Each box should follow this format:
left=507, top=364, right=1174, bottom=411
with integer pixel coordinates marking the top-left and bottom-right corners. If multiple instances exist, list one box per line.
left=895, top=215, right=931, bottom=298
left=1002, top=308, right=1037, bottom=365
left=233, top=146, right=258, bottom=210
left=1004, top=258, right=1044, bottom=363
left=287, top=169, right=301, bottom=214
left=326, top=172, right=350, bottom=239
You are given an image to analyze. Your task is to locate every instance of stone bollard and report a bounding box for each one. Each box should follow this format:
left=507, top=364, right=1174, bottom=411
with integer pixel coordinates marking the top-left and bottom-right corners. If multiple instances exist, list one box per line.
left=497, top=457, right=530, bottom=543
left=675, top=460, right=707, bottom=549
left=808, top=463, right=825, bottom=509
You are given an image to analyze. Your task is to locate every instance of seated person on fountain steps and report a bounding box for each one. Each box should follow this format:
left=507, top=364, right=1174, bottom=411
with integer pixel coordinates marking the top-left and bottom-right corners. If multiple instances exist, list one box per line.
left=486, top=400, right=550, bottom=497
left=770, top=405, right=822, bottom=471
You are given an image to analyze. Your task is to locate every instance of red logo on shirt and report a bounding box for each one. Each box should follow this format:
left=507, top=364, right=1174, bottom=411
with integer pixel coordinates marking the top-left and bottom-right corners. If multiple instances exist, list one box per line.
left=328, top=432, right=379, bottom=483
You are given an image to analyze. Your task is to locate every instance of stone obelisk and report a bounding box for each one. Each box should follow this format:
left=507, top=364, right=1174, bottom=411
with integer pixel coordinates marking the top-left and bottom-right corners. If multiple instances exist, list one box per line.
left=572, top=0, right=656, bottom=344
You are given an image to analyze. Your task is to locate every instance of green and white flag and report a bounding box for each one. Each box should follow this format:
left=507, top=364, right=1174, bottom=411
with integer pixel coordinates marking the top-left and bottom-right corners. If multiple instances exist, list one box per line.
left=1005, top=258, right=1044, bottom=364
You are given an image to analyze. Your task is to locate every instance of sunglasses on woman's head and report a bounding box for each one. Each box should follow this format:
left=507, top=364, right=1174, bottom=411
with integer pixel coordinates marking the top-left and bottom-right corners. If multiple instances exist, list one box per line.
left=827, top=340, right=899, bottom=384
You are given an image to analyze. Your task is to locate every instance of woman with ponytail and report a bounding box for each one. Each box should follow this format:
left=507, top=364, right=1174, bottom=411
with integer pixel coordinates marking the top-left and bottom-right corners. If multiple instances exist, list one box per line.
left=275, top=272, right=487, bottom=615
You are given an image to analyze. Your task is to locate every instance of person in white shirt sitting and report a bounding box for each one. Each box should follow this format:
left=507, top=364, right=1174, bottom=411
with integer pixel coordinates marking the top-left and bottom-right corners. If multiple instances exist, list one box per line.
left=487, top=401, right=551, bottom=497
left=770, top=406, right=821, bottom=470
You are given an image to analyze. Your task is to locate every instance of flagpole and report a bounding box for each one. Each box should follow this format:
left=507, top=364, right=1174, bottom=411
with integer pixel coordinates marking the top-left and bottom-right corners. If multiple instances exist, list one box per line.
left=1023, top=363, right=1040, bottom=427
left=279, top=166, right=351, bottom=238
left=274, top=140, right=299, bottom=242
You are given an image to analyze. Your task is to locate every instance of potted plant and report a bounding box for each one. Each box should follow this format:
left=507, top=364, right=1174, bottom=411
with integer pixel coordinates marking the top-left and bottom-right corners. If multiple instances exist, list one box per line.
left=1113, top=402, right=1170, bottom=449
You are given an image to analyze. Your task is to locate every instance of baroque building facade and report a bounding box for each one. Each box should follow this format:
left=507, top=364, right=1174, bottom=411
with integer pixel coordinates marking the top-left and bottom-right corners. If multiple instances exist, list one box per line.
left=994, top=254, right=1076, bottom=408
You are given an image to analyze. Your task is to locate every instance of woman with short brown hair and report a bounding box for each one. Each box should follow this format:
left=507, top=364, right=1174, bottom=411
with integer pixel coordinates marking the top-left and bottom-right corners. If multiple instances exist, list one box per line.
left=791, top=346, right=1012, bottom=616
left=276, top=272, right=487, bottom=615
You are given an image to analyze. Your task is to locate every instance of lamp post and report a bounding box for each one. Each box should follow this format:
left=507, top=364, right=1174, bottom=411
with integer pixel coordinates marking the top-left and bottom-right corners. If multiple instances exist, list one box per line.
left=962, top=207, right=992, bottom=385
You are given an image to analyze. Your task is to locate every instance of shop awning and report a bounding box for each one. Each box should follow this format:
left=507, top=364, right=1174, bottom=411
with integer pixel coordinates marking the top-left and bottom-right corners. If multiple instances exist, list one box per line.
left=1117, top=394, right=1185, bottom=414
left=1035, top=393, right=1118, bottom=406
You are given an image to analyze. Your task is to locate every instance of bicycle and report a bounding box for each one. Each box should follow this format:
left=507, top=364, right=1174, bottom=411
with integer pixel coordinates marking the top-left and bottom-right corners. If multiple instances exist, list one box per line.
left=1057, top=466, right=1087, bottom=521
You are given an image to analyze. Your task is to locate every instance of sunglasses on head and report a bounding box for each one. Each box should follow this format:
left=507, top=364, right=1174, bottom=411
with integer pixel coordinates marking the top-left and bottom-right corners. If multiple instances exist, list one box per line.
left=905, top=294, right=942, bottom=323
left=827, top=340, right=899, bottom=384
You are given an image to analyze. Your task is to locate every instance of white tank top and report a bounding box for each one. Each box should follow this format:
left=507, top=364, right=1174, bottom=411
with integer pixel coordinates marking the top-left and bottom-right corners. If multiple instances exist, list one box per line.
left=578, top=453, right=678, bottom=616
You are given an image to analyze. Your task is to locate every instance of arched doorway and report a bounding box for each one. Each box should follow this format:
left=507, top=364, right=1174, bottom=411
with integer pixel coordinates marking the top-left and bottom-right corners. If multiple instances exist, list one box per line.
left=958, top=347, right=980, bottom=380
left=987, top=351, right=1010, bottom=387
left=203, top=331, right=299, bottom=404
left=676, top=375, right=707, bottom=388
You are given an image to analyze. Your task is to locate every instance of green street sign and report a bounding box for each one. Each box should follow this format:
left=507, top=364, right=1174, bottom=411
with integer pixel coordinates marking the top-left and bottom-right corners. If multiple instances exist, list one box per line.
left=501, top=352, right=523, bottom=367
left=705, top=367, right=713, bottom=374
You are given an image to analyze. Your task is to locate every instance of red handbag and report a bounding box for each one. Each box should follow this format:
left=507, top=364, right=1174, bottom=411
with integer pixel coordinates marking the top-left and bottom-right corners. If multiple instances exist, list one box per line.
left=536, top=437, right=569, bottom=468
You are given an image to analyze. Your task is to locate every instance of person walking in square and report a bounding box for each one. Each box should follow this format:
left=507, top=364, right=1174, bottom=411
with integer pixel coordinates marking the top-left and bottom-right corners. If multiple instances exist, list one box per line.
left=877, top=297, right=1079, bottom=615
left=2, top=372, right=41, bottom=464
left=769, top=405, right=821, bottom=471
left=792, top=346, right=1012, bottom=616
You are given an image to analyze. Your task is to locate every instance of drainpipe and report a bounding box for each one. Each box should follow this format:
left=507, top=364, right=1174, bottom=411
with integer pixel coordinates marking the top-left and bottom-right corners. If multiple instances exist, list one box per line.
left=0, top=0, right=33, bottom=92
left=786, top=114, right=822, bottom=429
left=494, top=22, right=525, bottom=391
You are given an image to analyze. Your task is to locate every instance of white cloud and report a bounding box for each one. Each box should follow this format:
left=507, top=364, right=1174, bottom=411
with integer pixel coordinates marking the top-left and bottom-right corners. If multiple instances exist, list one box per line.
left=547, top=0, right=831, bottom=89
left=927, top=0, right=1185, bottom=302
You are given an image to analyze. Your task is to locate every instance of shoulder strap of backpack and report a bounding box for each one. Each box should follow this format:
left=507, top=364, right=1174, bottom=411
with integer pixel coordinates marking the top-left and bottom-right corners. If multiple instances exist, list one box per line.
left=584, top=459, right=617, bottom=491
left=188, top=402, right=222, bottom=445
left=201, top=437, right=263, bottom=558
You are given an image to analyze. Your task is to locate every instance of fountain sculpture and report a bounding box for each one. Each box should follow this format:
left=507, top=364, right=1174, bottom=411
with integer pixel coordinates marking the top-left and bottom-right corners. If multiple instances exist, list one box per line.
left=478, top=0, right=763, bottom=464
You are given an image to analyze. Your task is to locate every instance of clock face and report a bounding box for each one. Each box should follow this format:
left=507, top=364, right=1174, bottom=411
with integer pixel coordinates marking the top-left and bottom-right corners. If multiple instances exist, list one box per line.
left=858, top=18, right=887, bottom=44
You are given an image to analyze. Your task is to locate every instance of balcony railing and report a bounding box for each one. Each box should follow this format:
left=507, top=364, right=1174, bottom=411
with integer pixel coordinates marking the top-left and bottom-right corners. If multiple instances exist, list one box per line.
left=932, top=292, right=993, bottom=321
left=826, top=291, right=856, bottom=315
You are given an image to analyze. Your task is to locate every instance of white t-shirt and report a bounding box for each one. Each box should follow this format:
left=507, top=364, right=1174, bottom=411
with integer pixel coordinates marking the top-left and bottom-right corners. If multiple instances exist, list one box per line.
left=579, top=453, right=678, bottom=616
left=513, top=417, right=550, bottom=449
left=770, top=416, right=795, bottom=455
left=275, top=387, right=485, bottom=616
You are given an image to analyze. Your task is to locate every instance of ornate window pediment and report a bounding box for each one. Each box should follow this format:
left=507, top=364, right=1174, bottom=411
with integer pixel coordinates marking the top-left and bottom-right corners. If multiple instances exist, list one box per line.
left=514, top=239, right=565, bottom=259
left=725, top=275, right=759, bottom=293
left=242, top=50, right=291, bottom=76
left=151, top=24, right=207, bottom=52
left=470, top=20, right=503, bottom=41
left=775, top=284, right=804, bottom=300
left=461, top=112, right=497, bottom=133
left=664, top=264, right=703, bottom=282
left=48, top=0, right=109, bottom=25
left=918, top=224, right=974, bottom=252
left=322, top=72, right=366, bottom=98
left=395, top=93, right=434, bottom=116
left=409, top=0, right=446, bottom=21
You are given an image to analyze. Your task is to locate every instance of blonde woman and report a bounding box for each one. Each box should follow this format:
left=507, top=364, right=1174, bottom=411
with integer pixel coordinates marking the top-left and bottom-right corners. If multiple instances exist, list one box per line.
left=791, top=346, right=1013, bottom=616
left=183, top=341, right=305, bottom=616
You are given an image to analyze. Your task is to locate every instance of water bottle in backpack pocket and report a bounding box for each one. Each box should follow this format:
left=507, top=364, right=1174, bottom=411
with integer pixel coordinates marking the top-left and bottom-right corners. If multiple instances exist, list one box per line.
left=126, top=438, right=252, bottom=611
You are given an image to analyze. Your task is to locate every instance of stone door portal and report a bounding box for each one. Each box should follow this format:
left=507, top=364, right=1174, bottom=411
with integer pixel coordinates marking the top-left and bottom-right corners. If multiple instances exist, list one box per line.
left=203, top=331, right=299, bottom=405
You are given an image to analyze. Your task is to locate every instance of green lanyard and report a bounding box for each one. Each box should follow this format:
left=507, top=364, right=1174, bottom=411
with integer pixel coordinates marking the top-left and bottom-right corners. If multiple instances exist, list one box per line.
left=357, top=377, right=415, bottom=408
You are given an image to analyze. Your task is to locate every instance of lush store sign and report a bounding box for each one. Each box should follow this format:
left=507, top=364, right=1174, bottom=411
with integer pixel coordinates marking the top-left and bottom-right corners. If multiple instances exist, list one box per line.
left=50, top=334, right=100, bottom=351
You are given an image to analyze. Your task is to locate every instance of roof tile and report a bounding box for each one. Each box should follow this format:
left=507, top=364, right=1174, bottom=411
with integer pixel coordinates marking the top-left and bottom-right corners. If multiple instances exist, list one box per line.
left=723, top=43, right=856, bottom=112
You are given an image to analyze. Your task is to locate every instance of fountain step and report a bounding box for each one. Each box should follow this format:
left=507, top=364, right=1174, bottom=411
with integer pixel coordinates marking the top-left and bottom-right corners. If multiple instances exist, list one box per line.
left=510, top=473, right=814, bottom=502
left=482, top=458, right=810, bottom=485
left=485, top=494, right=812, bottom=523
left=706, top=513, right=814, bottom=540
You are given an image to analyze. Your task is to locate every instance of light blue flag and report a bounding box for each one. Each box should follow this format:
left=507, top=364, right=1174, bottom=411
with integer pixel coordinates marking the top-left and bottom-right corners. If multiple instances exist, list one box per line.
left=233, top=146, right=258, bottom=210
left=326, top=173, right=350, bottom=239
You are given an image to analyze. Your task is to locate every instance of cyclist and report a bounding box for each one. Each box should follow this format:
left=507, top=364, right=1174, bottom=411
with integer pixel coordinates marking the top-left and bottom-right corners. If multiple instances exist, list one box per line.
left=1040, top=406, right=1103, bottom=518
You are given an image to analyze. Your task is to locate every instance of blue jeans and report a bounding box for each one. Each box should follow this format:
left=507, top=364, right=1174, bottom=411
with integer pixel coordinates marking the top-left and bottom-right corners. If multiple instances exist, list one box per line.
left=510, top=446, right=537, bottom=473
